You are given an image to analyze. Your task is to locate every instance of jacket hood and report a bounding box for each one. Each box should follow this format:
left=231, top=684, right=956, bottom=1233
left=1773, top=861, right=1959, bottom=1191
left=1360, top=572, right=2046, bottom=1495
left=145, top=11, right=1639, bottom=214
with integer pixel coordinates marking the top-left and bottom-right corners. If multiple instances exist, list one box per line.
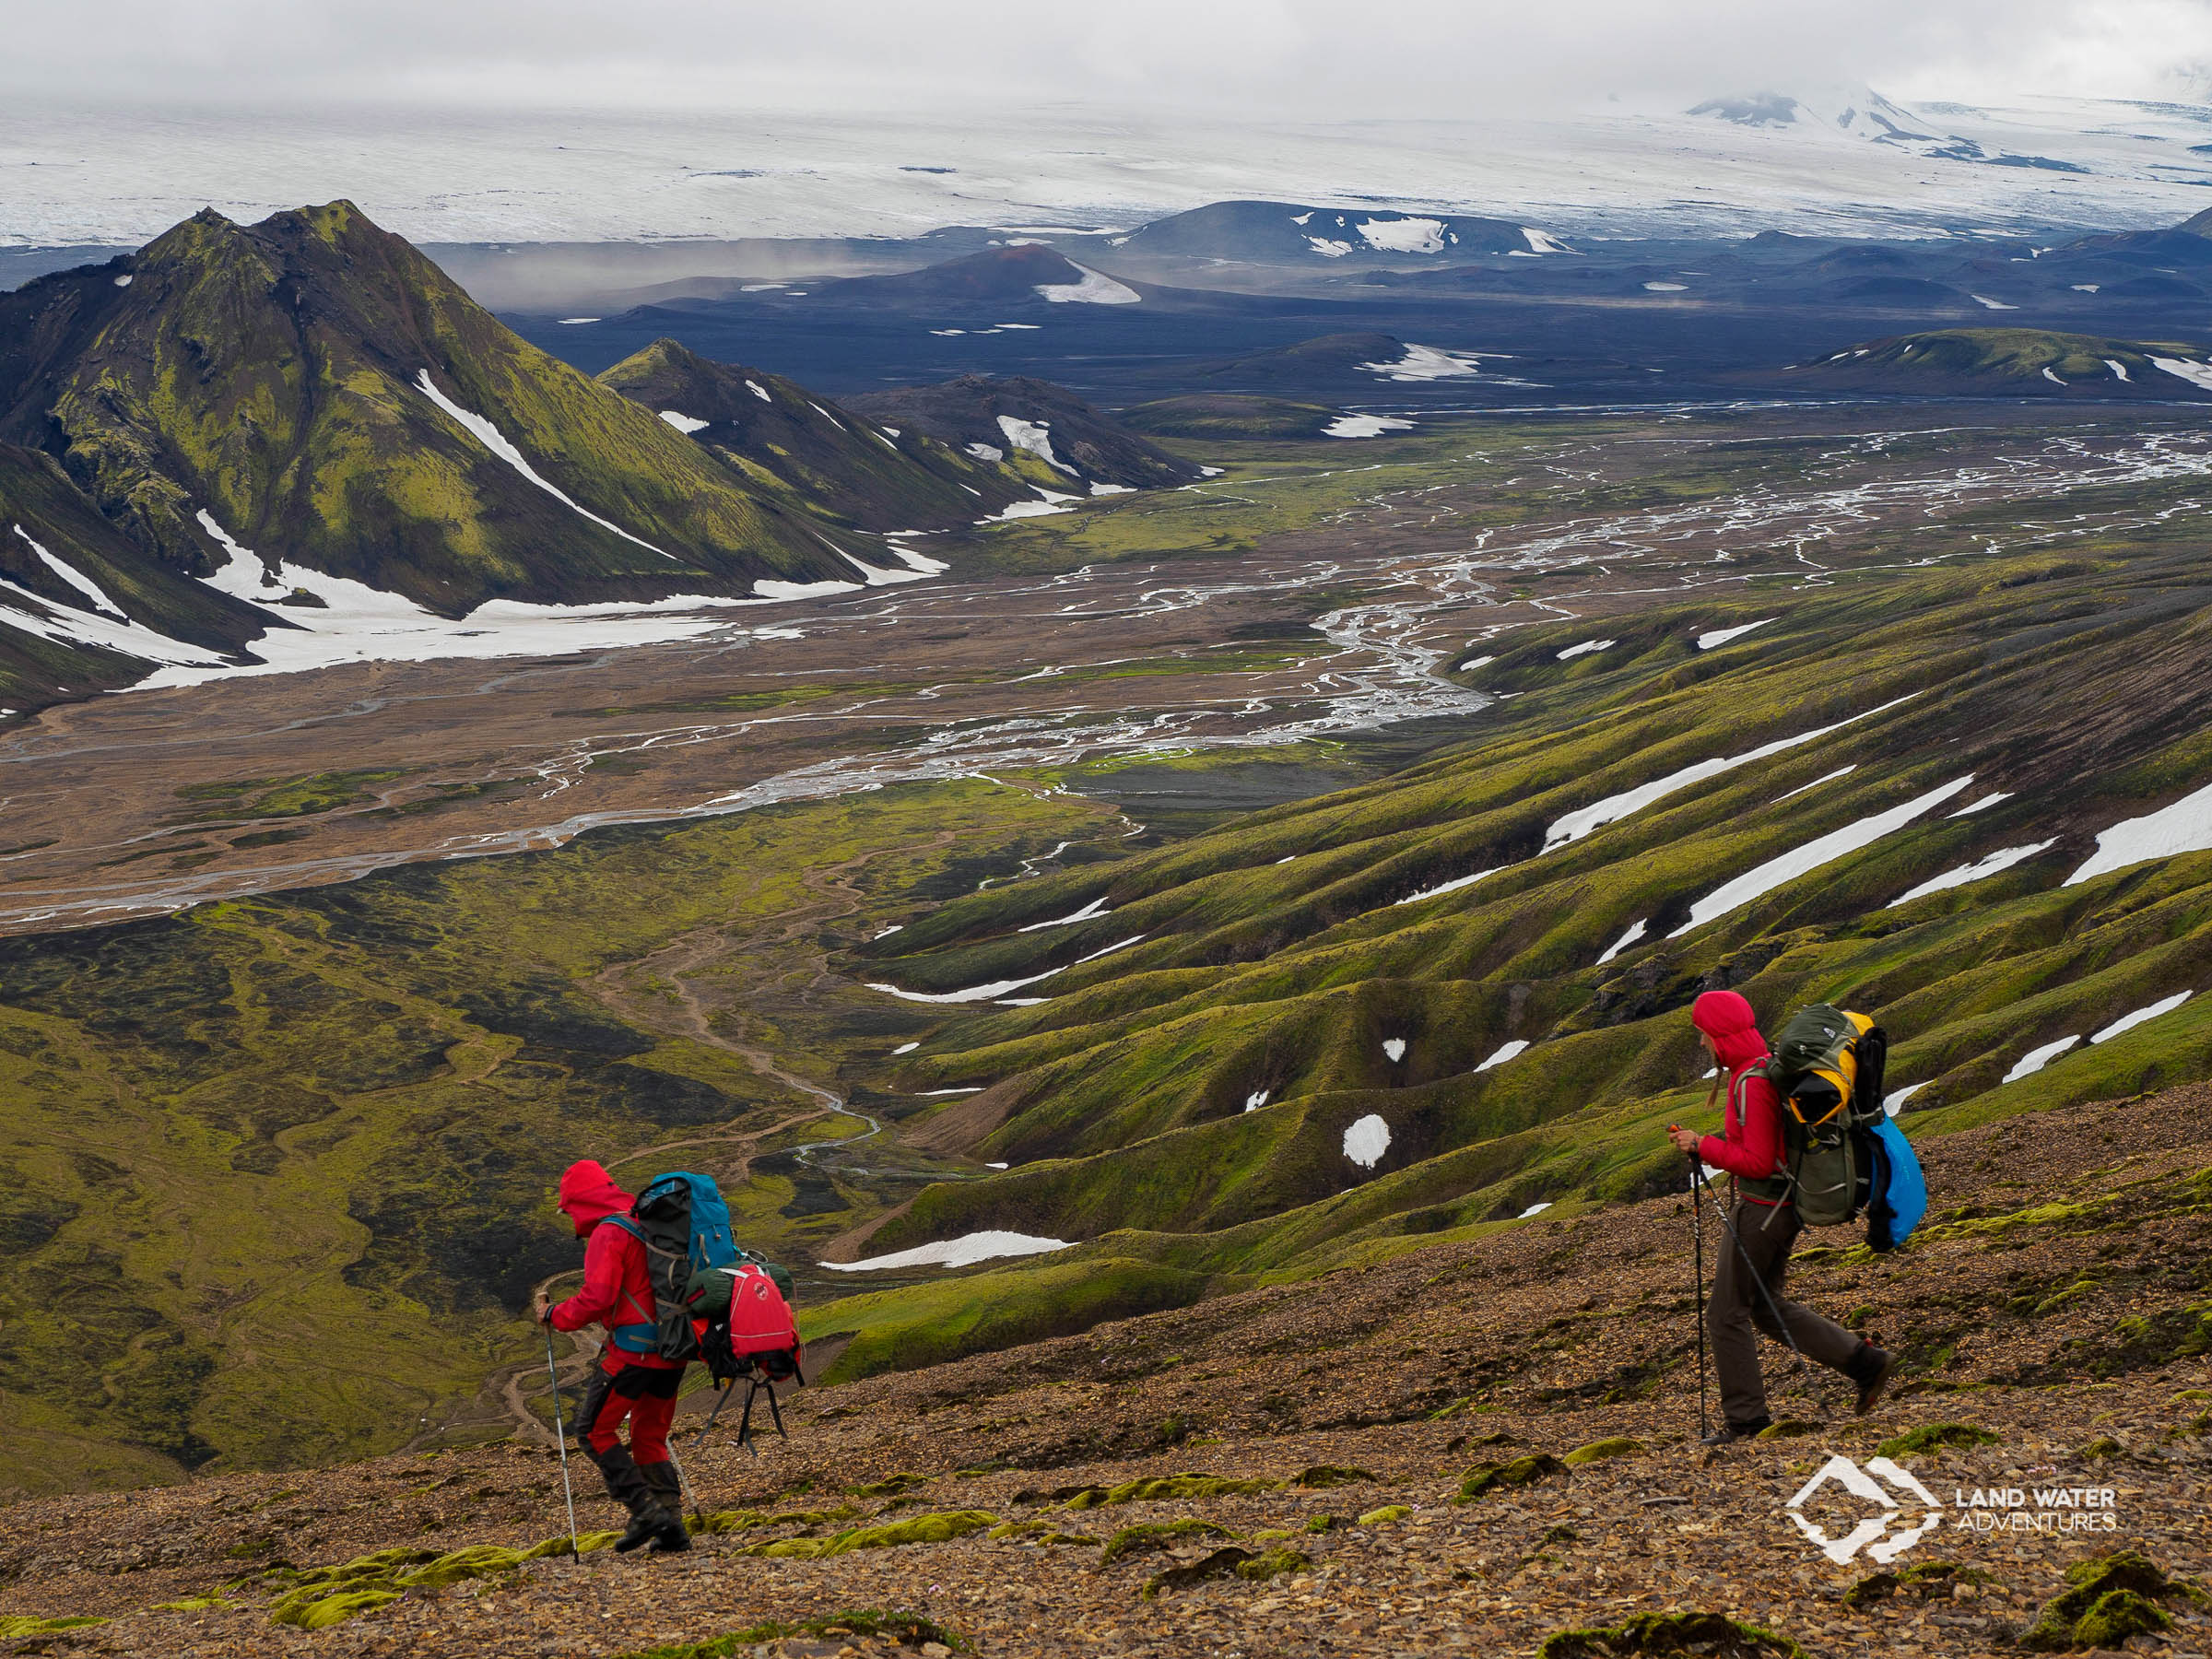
left=1692, top=989, right=1770, bottom=1072
left=557, top=1159, right=634, bottom=1236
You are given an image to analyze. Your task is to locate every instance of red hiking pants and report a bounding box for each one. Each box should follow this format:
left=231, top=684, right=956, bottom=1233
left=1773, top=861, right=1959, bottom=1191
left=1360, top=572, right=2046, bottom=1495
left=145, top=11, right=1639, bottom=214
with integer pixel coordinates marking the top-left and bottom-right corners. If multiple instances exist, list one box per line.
left=577, top=1360, right=682, bottom=1460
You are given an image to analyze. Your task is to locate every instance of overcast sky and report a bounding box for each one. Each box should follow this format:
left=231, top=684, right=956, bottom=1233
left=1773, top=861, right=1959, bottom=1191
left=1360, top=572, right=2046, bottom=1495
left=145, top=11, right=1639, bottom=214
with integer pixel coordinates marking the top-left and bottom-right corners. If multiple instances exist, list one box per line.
left=3, top=0, right=2207, bottom=115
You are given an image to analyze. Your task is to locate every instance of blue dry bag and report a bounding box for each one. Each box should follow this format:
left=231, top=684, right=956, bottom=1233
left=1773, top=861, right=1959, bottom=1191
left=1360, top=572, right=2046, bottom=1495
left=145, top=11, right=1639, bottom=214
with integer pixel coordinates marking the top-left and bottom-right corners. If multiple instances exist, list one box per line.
left=1864, top=1116, right=1927, bottom=1253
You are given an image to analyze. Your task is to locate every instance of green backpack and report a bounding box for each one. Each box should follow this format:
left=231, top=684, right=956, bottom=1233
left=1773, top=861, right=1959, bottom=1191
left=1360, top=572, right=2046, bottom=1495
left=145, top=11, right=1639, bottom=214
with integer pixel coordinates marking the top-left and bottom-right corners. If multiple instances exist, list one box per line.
left=1755, top=1003, right=1889, bottom=1226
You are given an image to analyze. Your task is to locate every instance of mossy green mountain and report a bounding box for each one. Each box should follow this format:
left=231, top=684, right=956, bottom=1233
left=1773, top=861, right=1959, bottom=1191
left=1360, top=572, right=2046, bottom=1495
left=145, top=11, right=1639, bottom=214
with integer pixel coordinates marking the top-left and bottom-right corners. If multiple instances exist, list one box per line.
left=1787, top=327, right=2212, bottom=396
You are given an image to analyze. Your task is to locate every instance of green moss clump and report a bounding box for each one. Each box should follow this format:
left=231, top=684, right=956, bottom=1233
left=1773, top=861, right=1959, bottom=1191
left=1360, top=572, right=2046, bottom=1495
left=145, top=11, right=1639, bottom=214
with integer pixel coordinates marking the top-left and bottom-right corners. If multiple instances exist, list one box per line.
left=1099, top=1518, right=1236, bottom=1567
left=1304, top=1514, right=1338, bottom=1534
left=1236, top=1547, right=1312, bottom=1581
left=736, top=1510, right=999, bottom=1560
left=690, top=1504, right=859, bottom=1535
left=846, top=1472, right=931, bottom=1498
left=1357, top=1504, right=1412, bottom=1525
left=1562, top=1437, right=1643, bottom=1465
left=1065, top=1472, right=1278, bottom=1510
left=267, top=1534, right=608, bottom=1627
left=612, top=1609, right=970, bottom=1659
left=2021, top=1551, right=2206, bottom=1651
left=1537, top=1610, right=1803, bottom=1657
left=0, top=1617, right=107, bottom=1639
left=1292, top=1464, right=1375, bottom=1488
left=1844, top=1560, right=1997, bottom=1608
left=1456, top=1453, right=1567, bottom=1501
left=291, top=1591, right=402, bottom=1631
left=1875, top=1422, right=2000, bottom=1457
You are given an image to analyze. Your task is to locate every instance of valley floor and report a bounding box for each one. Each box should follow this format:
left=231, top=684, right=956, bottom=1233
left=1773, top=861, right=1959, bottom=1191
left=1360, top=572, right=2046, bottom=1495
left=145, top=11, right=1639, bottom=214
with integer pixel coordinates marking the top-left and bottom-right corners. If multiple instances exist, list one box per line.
left=2, top=1088, right=2203, bottom=1658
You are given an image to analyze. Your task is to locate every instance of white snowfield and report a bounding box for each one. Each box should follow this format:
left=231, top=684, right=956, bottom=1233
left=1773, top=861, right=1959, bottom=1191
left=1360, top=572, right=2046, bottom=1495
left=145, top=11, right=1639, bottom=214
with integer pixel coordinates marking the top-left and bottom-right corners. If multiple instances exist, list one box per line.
left=1557, top=639, right=1615, bottom=661
left=1343, top=1114, right=1392, bottom=1169
left=1882, top=1083, right=1924, bottom=1116
left=821, top=1230, right=1072, bottom=1273
left=2067, top=778, right=2212, bottom=885
left=1324, top=415, right=1415, bottom=439
left=1697, top=618, right=1776, bottom=651
left=1, top=527, right=229, bottom=667
left=1669, top=774, right=1977, bottom=937
left=1036, top=265, right=1140, bottom=304
left=2004, top=1034, right=2080, bottom=1083
left=1517, top=1201, right=1554, bottom=1218
left=1360, top=344, right=1489, bottom=382
left=1544, top=692, right=1919, bottom=852
left=412, top=370, right=673, bottom=559
left=753, top=577, right=861, bottom=600
left=2092, top=991, right=2192, bottom=1045
left=1971, top=294, right=2018, bottom=311
left=1949, top=792, right=2012, bottom=818
left=11, top=94, right=2212, bottom=253
left=1382, top=1038, right=1407, bottom=1062
left=1888, top=839, right=2056, bottom=908
left=658, top=410, right=710, bottom=433
left=1477, top=1039, right=1528, bottom=1072
left=1017, top=893, right=1112, bottom=932
left=1774, top=765, right=1854, bottom=804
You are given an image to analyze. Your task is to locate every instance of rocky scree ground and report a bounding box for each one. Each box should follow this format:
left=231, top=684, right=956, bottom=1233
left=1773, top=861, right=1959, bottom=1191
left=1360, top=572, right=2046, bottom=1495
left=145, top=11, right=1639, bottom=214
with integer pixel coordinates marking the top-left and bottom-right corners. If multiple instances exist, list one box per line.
left=0, top=1088, right=2203, bottom=1657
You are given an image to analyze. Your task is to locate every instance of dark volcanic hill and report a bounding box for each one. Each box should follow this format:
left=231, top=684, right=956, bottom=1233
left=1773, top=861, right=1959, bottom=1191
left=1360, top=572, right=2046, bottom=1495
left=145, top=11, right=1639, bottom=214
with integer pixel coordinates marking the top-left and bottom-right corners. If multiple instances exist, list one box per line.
left=1111, top=199, right=1543, bottom=263
left=845, top=374, right=1205, bottom=492
left=594, top=338, right=1034, bottom=531
left=0, top=201, right=853, bottom=616
left=1783, top=327, right=2212, bottom=396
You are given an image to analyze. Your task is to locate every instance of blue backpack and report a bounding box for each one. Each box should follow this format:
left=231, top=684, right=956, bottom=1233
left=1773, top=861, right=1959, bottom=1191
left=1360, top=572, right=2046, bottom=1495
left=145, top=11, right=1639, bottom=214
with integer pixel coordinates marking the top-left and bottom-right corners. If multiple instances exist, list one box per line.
left=605, top=1170, right=739, bottom=1359
left=1865, top=1115, right=1927, bottom=1253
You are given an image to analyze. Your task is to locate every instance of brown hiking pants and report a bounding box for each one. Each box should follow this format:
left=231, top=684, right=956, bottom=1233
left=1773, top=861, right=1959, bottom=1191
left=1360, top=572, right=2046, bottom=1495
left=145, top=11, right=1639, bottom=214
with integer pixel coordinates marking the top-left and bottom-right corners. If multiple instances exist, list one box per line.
left=1709, top=1198, right=1861, bottom=1428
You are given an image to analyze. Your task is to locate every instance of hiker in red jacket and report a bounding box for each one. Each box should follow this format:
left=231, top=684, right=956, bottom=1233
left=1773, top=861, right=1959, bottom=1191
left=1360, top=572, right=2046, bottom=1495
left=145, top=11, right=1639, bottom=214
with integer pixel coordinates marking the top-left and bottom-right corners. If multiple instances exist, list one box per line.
left=533, top=1159, right=690, bottom=1552
left=1668, top=991, right=1895, bottom=1442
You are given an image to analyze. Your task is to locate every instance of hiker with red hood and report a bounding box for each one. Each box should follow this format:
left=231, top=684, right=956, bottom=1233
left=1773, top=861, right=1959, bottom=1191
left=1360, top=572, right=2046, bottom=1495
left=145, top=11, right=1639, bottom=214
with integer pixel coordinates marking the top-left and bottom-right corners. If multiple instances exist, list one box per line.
left=533, top=1159, right=690, bottom=1553
left=1668, top=991, right=1895, bottom=1443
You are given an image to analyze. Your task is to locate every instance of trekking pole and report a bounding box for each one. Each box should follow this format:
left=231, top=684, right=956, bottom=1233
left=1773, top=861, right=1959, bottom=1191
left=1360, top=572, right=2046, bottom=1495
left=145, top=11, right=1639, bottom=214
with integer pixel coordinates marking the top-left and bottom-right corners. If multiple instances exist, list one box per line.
left=1687, top=1161, right=1828, bottom=1405
left=541, top=1319, right=582, bottom=1560
left=1686, top=1151, right=1709, bottom=1440
left=665, top=1439, right=704, bottom=1527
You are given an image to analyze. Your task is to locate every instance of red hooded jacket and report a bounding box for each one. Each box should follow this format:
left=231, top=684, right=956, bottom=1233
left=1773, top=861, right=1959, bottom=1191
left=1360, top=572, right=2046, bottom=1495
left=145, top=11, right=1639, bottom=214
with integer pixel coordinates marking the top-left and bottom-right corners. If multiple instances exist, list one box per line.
left=547, top=1159, right=680, bottom=1371
left=1691, top=991, right=1788, bottom=1205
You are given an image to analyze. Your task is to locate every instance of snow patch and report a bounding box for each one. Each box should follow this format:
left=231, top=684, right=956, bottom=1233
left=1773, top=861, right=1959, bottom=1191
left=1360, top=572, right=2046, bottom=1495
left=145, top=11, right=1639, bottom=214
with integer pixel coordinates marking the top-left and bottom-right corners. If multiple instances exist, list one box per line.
left=1775, top=765, right=1855, bottom=804
left=1950, top=792, right=2012, bottom=818
left=658, top=410, right=710, bottom=434
left=892, top=1041, right=920, bottom=1055
left=1971, top=294, right=2018, bottom=310
left=1517, top=1201, right=1553, bottom=1218
left=1888, top=840, right=2055, bottom=907
left=747, top=380, right=772, bottom=401
left=414, top=370, right=673, bottom=559
left=1395, top=867, right=1502, bottom=906
left=1036, top=265, right=1140, bottom=304
left=1343, top=1114, right=1392, bottom=1169
left=556, top=317, right=600, bottom=324
left=1557, top=638, right=1615, bottom=660
left=866, top=935, right=1144, bottom=1004
left=1357, top=216, right=1447, bottom=253
left=2003, top=1035, right=2079, bottom=1083
left=1382, top=1038, right=1407, bottom=1063
left=1595, top=920, right=1647, bottom=965
left=1244, top=1088, right=1271, bottom=1112
left=2067, top=778, right=2212, bottom=884
left=2041, top=367, right=2067, bottom=385
left=752, top=578, right=861, bottom=601
left=2104, top=359, right=2131, bottom=381
left=1089, top=480, right=1134, bottom=497
left=1323, top=414, right=1415, bottom=438
left=1698, top=618, right=1776, bottom=651
left=1883, top=1083, right=1924, bottom=1116
left=1669, top=774, right=1976, bottom=937
left=1361, top=343, right=1488, bottom=382
left=1545, top=693, right=1920, bottom=851
left=1457, top=654, right=1495, bottom=672
left=1642, top=281, right=1688, bottom=292
left=112, top=274, right=132, bottom=288
left=1522, top=227, right=1571, bottom=254
left=2150, top=357, right=2212, bottom=394
left=1018, top=894, right=1112, bottom=932
left=1307, top=237, right=1354, bottom=257
left=13, top=524, right=124, bottom=616
left=1477, top=1039, right=1529, bottom=1072
left=821, top=1230, right=1071, bottom=1273
left=996, top=416, right=1072, bottom=472
left=2091, top=991, right=2192, bottom=1045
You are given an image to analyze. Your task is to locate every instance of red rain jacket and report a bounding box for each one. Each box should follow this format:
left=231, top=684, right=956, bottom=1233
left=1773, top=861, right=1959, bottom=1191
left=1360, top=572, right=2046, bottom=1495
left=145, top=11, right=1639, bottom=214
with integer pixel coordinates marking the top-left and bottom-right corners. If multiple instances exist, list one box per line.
left=548, top=1159, right=680, bottom=1371
left=1690, top=991, right=1788, bottom=1205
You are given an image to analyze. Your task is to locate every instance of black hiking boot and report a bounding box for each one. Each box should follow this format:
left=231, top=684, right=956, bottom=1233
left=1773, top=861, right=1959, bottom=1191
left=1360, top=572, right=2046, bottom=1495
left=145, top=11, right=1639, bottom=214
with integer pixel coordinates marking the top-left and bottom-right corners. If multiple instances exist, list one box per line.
left=591, top=1444, right=686, bottom=1554
left=1846, top=1344, right=1896, bottom=1417
left=1700, top=1417, right=1770, bottom=1445
left=638, top=1461, right=692, bottom=1553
